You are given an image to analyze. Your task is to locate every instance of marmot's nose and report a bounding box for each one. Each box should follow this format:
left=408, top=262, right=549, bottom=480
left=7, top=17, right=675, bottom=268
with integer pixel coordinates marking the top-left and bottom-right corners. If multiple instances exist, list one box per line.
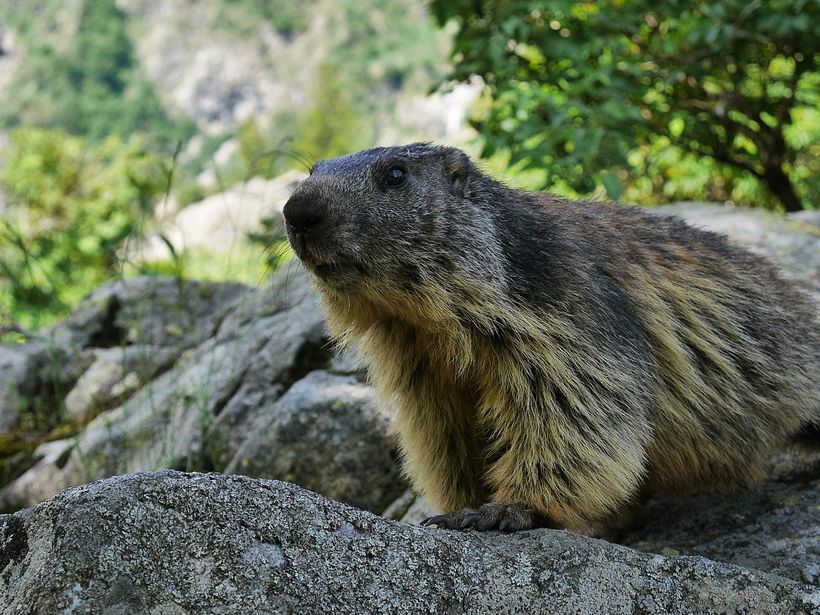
left=283, top=191, right=324, bottom=236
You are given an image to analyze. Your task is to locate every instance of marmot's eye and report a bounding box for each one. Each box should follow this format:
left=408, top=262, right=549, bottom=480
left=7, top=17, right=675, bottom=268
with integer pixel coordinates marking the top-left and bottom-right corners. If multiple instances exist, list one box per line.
left=385, top=166, right=407, bottom=188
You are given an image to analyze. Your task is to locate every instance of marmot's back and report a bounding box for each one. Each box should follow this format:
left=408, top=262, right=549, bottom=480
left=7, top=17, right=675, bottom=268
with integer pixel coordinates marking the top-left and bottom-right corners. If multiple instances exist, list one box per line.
left=541, top=202, right=818, bottom=492
left=283, top=143, right=819, bottom=532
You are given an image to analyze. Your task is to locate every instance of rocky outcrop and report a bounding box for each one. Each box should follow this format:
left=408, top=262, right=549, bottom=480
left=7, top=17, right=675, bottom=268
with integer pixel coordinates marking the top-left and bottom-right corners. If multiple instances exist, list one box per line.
left=118, top=0, right=318, bottom=134
left=0, top=264, right=405, bottom=516
left=1, top=471, right=817, bottom=614
left=224, top=370, right=402, bottom=513
left=114, top=0, right=458, bottom=140
left=2, top=1, right=466, bottom=151
left=0, top=276, right=248, bottom=509
left=383, top=449, right=820, bottom=589
left=0, top=276, right=245, bottom=441
left=620, top=450, right=820, bottom=587
left=0, top=343, right=61, bottom=435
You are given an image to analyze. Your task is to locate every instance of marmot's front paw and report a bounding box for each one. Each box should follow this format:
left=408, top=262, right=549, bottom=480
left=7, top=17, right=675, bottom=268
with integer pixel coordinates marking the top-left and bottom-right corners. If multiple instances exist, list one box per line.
left=421, top=503, right=534, bottom=532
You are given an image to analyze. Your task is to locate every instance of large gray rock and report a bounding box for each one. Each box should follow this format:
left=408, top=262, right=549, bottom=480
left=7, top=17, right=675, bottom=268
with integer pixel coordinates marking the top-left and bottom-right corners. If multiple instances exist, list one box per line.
left=386, top=450, right=820, bottom=588
left=0, top=269, right=318, bottom=509
left=0, top=345, right=42, bottom=434
left=63, top=345, right=179, bottom=421
left=0, top=275, right=250, bottom=506
left=225, top=370, right=403, bottom=513
left=2, top=275, right=244, bottom=435
left=48, top=275, right=248, bottom=350
left=0, top=265, right=406, bottom=516
left=621, top=450, right=820, bottom=587
left=1, top=471, right=816, bottom=614
left=0, top=338, right=92, bottom=437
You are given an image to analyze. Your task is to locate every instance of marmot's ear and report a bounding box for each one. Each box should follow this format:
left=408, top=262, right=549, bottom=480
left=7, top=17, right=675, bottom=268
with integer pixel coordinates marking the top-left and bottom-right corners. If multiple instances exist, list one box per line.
left=443, top=148, right=470, bottom=194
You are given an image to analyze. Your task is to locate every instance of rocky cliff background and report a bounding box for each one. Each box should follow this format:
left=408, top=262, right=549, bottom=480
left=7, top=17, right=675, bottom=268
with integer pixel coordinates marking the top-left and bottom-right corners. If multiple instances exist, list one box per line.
left=0, top=0, right=478, bottom=189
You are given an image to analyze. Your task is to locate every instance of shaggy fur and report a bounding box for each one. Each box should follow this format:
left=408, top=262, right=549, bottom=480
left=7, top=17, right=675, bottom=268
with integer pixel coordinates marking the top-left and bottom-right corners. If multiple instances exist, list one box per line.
left=282, top=143, right=819, bottom=532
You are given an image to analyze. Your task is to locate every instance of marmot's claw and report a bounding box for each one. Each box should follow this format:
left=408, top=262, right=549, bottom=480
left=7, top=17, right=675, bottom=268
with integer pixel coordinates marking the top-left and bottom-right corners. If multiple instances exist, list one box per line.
left=420, top=514, right=449, bottom=527
left=458, top=512, right=483, bottom=529
left=420, top=511, right=478, bottom=529
left=421, top=504, right=535, bottom=532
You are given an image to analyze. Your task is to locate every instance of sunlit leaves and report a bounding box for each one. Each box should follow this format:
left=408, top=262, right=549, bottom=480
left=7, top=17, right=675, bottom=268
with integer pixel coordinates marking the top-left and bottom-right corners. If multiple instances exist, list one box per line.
left=0, top=129, right=168, bottom=328
left=432, top=0, right=819, bottom=210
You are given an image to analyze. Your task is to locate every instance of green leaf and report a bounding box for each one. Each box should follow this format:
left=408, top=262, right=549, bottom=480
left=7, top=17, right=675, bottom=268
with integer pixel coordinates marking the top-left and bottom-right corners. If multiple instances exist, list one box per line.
left=599, top=171, right=624, bottom=200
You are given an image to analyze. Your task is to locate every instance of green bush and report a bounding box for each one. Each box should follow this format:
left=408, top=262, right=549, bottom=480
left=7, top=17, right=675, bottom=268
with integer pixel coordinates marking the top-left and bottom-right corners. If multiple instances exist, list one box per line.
left=0, top=128, right=169, bottom=329
left=291, top=63, right=372, bottom=162
left=432, top=0, right=819, bottom=210
left=236, top=118, right=299, bottom=180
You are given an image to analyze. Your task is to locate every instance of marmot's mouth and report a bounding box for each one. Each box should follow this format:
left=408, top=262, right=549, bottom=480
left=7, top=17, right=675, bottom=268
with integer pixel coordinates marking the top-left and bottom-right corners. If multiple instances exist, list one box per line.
left=314, top=262, right=345, bottom=278
left=293, top=245, right=365, bottom=285
left=299, top=252, right=346, bottom=279
left=300, top=253, right=329, bottom=268
left=312, top=259, right=368, bottom=287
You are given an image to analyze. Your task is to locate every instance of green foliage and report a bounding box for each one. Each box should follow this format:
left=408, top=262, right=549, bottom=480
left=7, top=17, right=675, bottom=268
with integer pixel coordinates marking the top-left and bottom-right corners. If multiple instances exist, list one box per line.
left=432, top=0, right=819, bottom=210
left=0, top=128, right=169, bottom=329
left=132, top=227, right=286, bottom=287
left=236, top=118, right=297, bottom=180
left=215, top=0, right=317, bottom=38
left=1, top=0, right=193, bottom=150
left=292, top=63, right=372, bottom=161
left=326, top=0, right=450, bottom=98
left=237, top=119, right=270, bottom=176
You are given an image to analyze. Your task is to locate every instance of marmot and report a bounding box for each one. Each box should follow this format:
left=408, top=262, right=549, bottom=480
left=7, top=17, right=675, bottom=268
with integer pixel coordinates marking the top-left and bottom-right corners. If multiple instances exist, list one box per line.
left=282, top=143, right=819, bottom=532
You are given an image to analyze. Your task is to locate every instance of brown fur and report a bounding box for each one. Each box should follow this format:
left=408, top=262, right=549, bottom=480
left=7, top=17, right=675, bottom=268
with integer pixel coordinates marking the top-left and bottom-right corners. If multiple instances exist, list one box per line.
left=283, top=143, right=819, bottom=531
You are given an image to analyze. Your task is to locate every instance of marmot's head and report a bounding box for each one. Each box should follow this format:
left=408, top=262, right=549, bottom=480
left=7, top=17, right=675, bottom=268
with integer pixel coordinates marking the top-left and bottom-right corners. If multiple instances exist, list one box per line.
left=283, top=144, right=503, bottom=304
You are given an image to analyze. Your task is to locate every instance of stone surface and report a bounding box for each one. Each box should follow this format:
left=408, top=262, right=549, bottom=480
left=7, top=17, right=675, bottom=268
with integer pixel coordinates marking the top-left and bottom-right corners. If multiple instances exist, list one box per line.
left=1, top=471, right=817, bottom=614
left=385, top=450, right=820, bottom=588
left=225, top=370, right=403, bottom=513
left=0, top=276, right=245, bottom=437
left=399, top=492, right=438, bottom=526
left=49, top=275, right=248, bottom=350
left=0, top=439, right=74, bottom=511
left=0, top=341, right=93, bottom=437
left=136, top=171, right=305, bottom=262
left=63, top=345, right=179, bottom=421
left=0, top=345, right=37, bottom=434
left=620, top=450, right=820, bottom=587
left=0, top=265, right=406, bottom=516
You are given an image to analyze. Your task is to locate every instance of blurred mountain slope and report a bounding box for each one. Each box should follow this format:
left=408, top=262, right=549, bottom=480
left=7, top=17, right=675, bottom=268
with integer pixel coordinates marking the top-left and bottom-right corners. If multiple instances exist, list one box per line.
left=0, top=0, right=466, bottom=152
